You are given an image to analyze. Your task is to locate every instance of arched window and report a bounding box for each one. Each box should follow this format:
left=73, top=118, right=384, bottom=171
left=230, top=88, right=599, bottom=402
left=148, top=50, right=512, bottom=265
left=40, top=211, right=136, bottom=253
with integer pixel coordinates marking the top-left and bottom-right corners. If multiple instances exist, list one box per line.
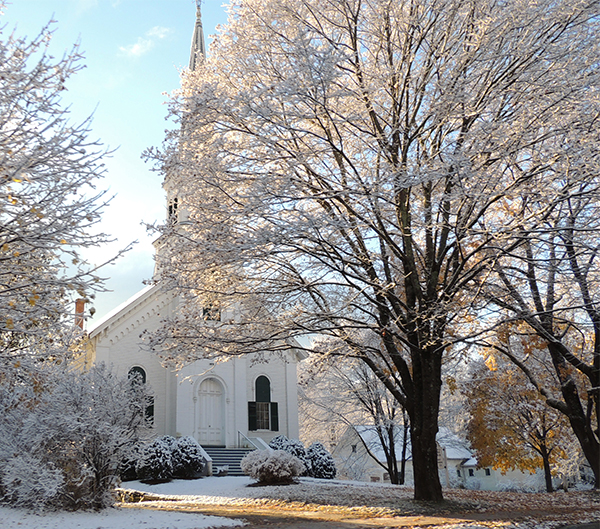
left=256, top=375, right=270, bottom=402
left=248, top=375, right=278, bottom=432
left=128, top=366, right=146, bottom=384
left=128, top=366, right=154, bottom=425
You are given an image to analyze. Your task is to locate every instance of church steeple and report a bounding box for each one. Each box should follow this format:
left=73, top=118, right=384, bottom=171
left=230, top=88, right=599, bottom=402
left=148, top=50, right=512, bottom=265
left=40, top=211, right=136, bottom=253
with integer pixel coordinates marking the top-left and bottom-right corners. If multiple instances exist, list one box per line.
left=189, top=0, right=206, bottom=71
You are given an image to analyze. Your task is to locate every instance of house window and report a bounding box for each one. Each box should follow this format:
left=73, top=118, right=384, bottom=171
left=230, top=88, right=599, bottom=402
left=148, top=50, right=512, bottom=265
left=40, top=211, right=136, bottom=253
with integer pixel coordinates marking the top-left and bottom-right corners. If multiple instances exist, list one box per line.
left=457, top=469, right=461, bottom=477
left=485, top=468, right=491, bottom=476
left=128, top=366, right=154, bottom=425
left=383, top=473, right=390, bottom=481
left=468, top=468, right=474, bottom=477
left=256, top=402, right=270, bottom=429
left=370, top=476, right=380, bottom=482
left=248, top=375, right=278, bottom=432
left=351, top=444, right=357, bottom=453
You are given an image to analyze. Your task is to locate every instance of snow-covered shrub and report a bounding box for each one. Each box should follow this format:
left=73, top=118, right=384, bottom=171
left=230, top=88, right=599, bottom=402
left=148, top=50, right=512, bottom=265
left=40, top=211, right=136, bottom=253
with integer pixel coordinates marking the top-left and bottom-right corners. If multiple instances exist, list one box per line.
left=241, top=449, right=305, bottom=484
left=119, top=442, right=145, bottom=482
left=268, top=435, right=312, bottom=476
left=0, top=362, right=150, bottom=510
left=135, top=437, right=174, bottom=483
left=307, top=442, right=336, bottom=479
left=0, top=453, right=64, bottom=510
left=171, top=436, right=207, bottom=479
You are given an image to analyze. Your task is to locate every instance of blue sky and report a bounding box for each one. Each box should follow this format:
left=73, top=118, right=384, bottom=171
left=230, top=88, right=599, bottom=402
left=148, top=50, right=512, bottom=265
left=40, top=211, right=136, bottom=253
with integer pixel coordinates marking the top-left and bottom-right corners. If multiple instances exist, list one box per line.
left=2, top=0, right=229, bottom=322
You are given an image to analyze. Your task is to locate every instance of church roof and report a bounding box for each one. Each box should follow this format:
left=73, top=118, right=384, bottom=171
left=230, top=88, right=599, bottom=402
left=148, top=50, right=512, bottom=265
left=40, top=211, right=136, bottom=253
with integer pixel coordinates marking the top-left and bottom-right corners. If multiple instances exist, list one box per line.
left=88, top=283, right=161, bottom=338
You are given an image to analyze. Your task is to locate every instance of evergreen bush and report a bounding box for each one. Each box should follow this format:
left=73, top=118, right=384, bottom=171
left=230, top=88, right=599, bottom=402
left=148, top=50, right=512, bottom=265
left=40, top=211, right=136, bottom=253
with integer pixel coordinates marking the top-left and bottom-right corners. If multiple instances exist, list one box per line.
left=171, top=436, right=207, bottom=478
left=268, top=435, right=312, bottom=476
left=307, top=442, right=336, bottom=479
left=135, top=436, right=174, bottom=483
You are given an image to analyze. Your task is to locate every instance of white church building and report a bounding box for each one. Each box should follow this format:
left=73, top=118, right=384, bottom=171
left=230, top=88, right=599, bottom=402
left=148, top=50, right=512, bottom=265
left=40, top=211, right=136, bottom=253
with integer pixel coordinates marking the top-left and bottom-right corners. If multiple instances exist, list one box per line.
left=87, top=283, right=305, bottom=450
left=86, top=3, right=305, bottom=456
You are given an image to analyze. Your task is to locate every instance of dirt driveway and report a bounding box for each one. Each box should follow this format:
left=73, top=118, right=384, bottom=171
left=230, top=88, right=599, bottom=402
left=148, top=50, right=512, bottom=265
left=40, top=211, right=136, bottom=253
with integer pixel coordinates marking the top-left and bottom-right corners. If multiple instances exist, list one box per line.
left=121, top=493, right=600, bottom=529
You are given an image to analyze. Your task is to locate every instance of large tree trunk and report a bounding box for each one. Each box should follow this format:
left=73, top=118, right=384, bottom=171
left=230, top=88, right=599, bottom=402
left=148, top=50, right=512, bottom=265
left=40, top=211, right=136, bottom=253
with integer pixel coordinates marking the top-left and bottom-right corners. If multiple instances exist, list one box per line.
left=410, top=419, right=443, bottom=501
left=563, top=404, right=600, bottom=488
left=547, top=344, right=600, bottom=488
left=407, top=347, right=444, bottom=502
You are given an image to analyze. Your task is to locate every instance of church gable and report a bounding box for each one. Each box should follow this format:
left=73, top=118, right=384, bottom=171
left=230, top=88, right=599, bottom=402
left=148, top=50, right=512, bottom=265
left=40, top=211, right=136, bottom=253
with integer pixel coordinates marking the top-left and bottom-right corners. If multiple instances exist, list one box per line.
left=89, top=284, right=174, bottom=349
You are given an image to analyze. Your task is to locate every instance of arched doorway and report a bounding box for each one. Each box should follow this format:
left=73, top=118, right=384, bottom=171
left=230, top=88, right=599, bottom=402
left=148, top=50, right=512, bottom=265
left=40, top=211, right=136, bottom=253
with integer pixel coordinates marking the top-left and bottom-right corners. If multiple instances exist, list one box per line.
left=196, top=377, right=225, bottom=445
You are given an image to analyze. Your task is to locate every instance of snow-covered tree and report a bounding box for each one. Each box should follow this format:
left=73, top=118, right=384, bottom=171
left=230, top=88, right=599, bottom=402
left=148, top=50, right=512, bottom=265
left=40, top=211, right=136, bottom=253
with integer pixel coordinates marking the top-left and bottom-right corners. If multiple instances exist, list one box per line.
left=171, top=436, right=207, bottom=479
left=480, top=187, right=600, bottom=487
left=269, top=435, right=313, bottom=476
left=0, top=362, right=151, bottom=510
left=300, top=345, right=409, bottom=484
left=0, top=9, right=120, bottom=360
left=135, top=436, right=175, bottom=483
left=307, top=442, right=336, bottom=480
left=146, top=0, right=600, bottom=501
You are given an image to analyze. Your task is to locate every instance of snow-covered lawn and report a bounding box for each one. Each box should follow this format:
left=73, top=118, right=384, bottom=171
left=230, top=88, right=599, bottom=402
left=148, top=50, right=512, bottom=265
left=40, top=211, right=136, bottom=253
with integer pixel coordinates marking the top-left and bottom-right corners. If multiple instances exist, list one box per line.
left=0, top=504, right=244, bottom=529
left=0, top=477, right=255, bottom=529
left=1, top=476, right=598, bottom=529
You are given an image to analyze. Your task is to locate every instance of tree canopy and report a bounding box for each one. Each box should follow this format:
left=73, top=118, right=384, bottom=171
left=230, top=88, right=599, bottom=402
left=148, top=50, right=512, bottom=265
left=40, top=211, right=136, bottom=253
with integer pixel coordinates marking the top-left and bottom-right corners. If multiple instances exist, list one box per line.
left=0, top=17, right=116, bottom=358
left=147, top=0, right=600, bottom=500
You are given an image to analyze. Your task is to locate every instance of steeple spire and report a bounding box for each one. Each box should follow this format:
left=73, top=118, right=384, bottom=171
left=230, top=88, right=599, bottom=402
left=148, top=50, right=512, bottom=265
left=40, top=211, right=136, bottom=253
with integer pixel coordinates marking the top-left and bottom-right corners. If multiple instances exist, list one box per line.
left=189, top=0, right=206, bottom=71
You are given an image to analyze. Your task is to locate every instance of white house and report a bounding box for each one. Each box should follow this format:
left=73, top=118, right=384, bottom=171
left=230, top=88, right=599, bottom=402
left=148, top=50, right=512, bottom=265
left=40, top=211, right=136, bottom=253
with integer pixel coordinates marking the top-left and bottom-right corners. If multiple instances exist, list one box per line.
left=332, top=424, right=557, bottom=491
left=85, top=3, right=306, bottom=459
left=332, top=425, right=472, bottom=487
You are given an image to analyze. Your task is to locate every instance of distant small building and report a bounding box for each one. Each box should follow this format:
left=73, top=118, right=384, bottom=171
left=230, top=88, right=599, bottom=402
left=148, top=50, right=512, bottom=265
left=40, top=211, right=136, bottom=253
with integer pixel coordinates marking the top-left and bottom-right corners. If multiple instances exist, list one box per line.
left=458, top=457, right=552, bottom=492
left=332, top=425, right=471, bottom=486
left=332, top=424, right=553, bottom=491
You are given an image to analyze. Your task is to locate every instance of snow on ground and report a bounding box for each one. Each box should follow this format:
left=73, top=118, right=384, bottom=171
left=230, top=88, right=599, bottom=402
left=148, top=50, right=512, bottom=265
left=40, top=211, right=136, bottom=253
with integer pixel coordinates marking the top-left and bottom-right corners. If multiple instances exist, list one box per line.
left=0, top=506, right=244, bottom=529
left=0, top=479, right=248, bottom=529
left=0, top=476, right=399, bottom=529
left=1, top=476, right=597, bottom=529
left=132, top=475, right=256, bottom=501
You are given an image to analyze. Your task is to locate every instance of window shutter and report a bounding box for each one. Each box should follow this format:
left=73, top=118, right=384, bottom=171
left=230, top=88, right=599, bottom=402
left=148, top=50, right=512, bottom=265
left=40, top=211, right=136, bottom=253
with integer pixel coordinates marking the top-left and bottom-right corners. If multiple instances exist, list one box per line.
left=270, top=402, right=279, bottom=431
left=248, top=401, right=257, bottom=431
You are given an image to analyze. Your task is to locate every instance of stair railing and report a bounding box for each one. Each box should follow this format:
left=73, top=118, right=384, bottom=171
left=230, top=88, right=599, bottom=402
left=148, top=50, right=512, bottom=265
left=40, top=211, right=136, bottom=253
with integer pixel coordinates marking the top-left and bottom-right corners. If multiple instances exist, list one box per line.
left=238, top=430, right=262, bottom=450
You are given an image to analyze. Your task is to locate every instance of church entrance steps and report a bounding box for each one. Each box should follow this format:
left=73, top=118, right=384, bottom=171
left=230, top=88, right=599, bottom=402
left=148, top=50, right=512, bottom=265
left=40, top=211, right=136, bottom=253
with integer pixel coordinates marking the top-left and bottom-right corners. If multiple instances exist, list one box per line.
left=202, top=446, right=254, bottom=476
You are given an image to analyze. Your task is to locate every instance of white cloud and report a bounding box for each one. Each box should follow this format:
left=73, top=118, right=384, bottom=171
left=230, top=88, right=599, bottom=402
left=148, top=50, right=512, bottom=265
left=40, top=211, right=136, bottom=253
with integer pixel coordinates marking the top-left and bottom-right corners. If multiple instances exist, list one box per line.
left=119, top=26, right=172, bottom=58
left=146, top=26, right=171, bottom=39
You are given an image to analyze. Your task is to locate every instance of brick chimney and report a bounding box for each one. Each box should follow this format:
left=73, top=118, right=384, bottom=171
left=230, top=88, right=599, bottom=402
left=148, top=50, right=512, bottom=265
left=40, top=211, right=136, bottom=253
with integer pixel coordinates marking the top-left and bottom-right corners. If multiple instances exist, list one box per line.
left=75, top=298, right=85, bottom=329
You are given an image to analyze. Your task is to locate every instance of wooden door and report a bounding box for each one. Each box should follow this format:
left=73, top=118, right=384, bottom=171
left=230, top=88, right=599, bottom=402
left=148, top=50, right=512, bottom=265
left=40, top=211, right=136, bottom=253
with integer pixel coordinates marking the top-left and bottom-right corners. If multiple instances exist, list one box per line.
left=197, top=378, right=224, bottom=445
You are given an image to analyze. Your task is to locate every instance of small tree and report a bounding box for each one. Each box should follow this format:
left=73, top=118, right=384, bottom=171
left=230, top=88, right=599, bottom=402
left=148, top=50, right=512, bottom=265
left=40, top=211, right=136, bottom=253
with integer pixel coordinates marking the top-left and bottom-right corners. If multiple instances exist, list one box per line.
left=464, top=357, right=576, bottom=492
left=300, top=346, right=409, bottom=484
left=171, top=436, right=207, bottom=479
left=0, top=362, right=151, bottom=510
left=307, top=442, right=336, bottom=480
left=269, top=435, right=312, bottom=476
